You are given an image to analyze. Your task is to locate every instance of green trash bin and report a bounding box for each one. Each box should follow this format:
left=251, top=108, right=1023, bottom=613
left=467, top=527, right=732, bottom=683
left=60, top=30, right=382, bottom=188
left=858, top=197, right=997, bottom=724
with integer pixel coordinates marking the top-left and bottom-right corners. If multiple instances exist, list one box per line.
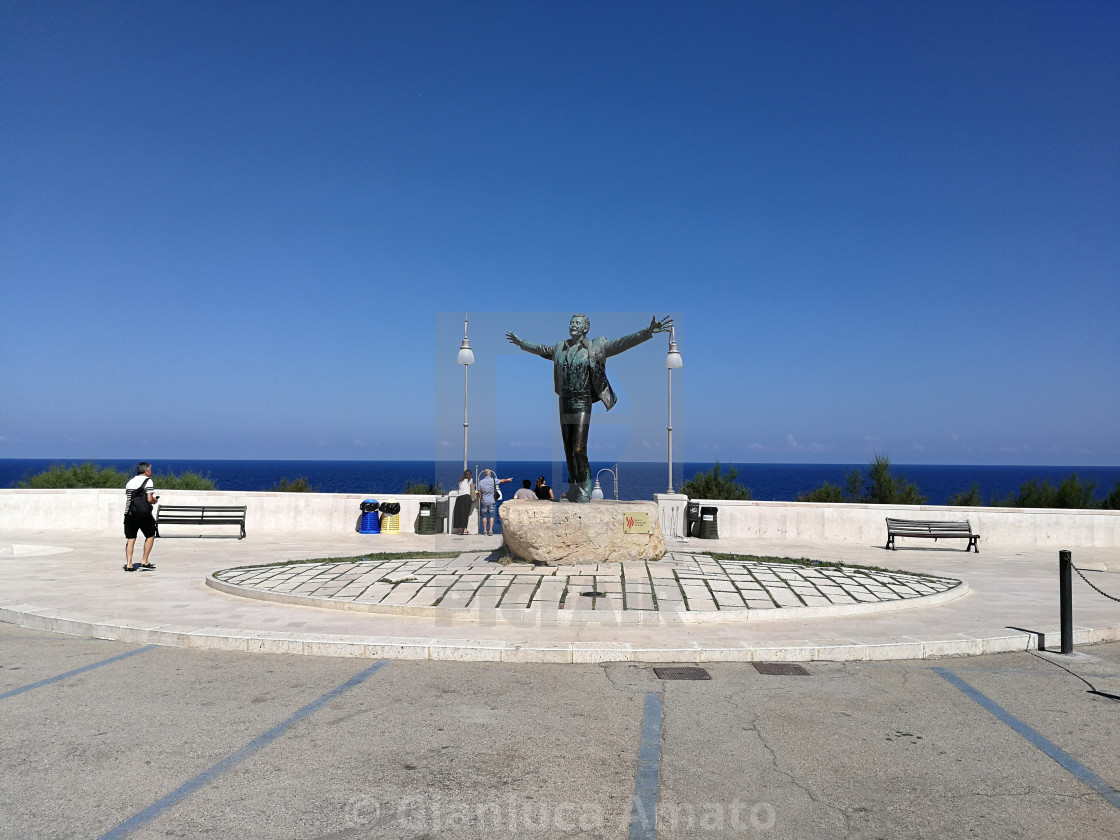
left=416, top=501, right=438, bottom=535
left=698, top=506, right=719, bottom=539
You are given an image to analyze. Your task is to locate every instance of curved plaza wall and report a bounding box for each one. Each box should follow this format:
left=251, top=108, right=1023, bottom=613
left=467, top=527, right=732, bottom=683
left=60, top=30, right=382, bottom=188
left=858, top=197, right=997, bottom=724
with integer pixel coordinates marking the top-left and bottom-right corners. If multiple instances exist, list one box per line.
left=0, top=489, right=1116, bottom=547
left=665, top=497, right=1120, bottom=549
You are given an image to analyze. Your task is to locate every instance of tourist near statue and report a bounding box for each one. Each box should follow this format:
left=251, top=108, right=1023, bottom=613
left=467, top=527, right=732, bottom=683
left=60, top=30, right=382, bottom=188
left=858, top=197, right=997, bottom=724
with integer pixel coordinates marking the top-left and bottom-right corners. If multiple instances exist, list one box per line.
left=506, top=313, right=673, bottom=502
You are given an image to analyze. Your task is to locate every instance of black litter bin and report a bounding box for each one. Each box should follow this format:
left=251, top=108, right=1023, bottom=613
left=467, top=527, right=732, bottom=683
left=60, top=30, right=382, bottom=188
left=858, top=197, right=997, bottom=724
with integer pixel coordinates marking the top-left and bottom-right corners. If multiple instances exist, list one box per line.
left=698, top=506, right=719, bottom=539
left=686, top=503, right=702, bottom=538
left=416, top=501, right=438, bottom=535
left=434, top=498, right=449, bottom=532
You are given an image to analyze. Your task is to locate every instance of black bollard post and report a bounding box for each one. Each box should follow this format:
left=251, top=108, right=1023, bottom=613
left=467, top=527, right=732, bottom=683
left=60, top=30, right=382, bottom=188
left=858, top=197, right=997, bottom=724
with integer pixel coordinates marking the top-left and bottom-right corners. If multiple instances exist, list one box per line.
left=1059, top=550, right=1073, bottom=654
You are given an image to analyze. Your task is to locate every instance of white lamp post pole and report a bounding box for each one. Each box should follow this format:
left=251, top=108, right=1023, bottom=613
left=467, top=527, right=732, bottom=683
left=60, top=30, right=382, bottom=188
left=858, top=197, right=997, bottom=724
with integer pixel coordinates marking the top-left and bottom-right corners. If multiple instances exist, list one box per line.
left=665, top=325, right=683, bottom=494
left=456, top=313, right=475, bottom=474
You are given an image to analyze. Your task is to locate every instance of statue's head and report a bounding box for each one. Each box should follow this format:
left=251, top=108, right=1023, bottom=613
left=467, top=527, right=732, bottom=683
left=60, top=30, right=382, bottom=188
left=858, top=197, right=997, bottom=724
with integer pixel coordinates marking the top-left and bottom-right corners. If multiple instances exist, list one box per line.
left=569, top=313, right=590, bottom=339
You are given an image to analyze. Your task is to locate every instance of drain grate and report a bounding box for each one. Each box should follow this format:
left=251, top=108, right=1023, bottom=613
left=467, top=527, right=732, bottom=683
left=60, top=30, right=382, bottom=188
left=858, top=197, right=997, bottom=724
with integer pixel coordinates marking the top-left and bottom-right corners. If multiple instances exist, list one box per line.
left=580, top=591, right=607, bottom=598
left=653, top=667, right=711, bottom=681
left=752, top=663, right=810, bottom=676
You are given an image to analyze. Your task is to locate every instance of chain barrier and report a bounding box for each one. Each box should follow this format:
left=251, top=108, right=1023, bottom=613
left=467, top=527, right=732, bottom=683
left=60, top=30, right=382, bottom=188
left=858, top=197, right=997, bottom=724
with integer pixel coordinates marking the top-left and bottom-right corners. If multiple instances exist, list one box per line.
left=1072, top=565, right=1120, bottom=603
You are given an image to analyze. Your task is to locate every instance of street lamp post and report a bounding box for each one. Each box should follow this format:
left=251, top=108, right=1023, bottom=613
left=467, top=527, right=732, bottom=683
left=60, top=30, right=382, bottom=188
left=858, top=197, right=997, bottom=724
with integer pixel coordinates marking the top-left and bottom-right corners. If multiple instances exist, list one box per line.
left=665, top=325, right=682, bottom=493
left=456, top=313, right=475, bottom=474
left=590, top=466, right=618, bottom=501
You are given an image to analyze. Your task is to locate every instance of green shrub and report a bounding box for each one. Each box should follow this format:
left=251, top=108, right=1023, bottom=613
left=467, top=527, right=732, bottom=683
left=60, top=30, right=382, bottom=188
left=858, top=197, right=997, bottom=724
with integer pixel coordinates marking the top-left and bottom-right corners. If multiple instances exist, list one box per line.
left=269, top=476, right=318, bottom=492
left=947, top=482, right=983, bottom=507
left=153, top=470, right=216, bottom=490
left=681, top=461, right=751, bottom=500
left=990, top=474, right=1099, bottom=509
left=797, top=455, right=926, bottom=505
left=1102, top=480, right=1120, bottom=511
left=17, top=462, right=130, bottom=488
left=796, top=482, right=846, bottom=503
left=403, top=479, right=444, bottom=494
left=17, top=461, right=215, bottom=490
left=797, top=469, right=863, bottom=503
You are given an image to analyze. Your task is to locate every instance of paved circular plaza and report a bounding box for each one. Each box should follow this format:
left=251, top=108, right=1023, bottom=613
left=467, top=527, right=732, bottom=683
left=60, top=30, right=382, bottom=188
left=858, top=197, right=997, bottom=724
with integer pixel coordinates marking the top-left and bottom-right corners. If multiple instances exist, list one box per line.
left=208, top=551, right=965, bottom=624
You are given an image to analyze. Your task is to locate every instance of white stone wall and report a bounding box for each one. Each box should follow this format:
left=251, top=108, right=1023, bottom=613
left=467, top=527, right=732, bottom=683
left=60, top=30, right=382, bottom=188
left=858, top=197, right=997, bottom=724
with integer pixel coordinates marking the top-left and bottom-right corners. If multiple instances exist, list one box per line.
left=0, top=489, right=449, bottom=535
left=654, top=495, right=1120, bottom=549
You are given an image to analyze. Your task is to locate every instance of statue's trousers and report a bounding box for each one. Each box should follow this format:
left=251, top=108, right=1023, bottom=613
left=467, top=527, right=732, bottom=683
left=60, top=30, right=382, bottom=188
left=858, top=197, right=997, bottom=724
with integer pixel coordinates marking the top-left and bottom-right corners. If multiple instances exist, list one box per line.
left=559, top=394, right=592, bottom=502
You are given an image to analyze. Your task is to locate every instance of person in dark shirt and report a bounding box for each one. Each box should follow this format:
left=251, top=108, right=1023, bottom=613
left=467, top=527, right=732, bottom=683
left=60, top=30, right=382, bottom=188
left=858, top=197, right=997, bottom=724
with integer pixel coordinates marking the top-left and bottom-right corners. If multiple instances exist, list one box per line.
left=535, top=476, right=554, bottom=500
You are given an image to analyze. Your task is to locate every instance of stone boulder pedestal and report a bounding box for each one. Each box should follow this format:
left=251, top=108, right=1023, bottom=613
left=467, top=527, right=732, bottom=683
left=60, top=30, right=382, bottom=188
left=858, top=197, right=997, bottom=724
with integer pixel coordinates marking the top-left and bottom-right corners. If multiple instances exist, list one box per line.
left=499, top=499, right=666, bottom=566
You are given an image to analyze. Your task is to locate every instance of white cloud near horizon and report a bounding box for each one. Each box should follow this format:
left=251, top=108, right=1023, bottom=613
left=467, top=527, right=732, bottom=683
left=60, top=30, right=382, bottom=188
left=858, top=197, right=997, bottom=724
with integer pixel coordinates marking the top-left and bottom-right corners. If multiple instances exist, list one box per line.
left=786, top=434, right=827, bottom=453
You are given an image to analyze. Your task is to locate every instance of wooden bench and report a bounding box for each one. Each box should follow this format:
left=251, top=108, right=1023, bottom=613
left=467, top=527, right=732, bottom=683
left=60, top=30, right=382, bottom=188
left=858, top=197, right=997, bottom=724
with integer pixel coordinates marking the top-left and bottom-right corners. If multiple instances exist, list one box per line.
left=885, top=518, right=978, bottom=552
left=156, top=505, right=247, bottom=540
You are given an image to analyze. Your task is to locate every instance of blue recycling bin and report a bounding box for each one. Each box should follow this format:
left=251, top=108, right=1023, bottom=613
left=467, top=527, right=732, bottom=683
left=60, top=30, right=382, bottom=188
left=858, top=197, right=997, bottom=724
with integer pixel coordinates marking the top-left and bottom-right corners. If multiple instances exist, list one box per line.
left=359, top=499, right=380, bottom=534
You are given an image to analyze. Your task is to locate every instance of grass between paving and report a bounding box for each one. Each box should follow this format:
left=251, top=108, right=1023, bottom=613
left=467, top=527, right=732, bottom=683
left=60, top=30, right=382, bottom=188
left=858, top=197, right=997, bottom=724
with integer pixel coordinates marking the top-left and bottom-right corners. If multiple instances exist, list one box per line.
left=710, top=553, right=953, bottom=580
left=218, top=551, right=458, bottom=573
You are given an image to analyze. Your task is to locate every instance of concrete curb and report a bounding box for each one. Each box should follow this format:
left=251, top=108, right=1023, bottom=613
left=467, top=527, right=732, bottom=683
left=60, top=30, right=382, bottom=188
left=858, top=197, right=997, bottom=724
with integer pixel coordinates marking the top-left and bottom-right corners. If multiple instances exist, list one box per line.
left=3, top=602, right=1117, bottom=663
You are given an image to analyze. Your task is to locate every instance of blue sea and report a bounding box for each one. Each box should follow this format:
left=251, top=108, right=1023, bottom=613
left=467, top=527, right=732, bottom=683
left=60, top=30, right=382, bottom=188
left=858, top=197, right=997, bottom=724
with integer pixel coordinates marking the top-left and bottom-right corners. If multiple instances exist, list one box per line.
left=3, top=459, right=1119, bottom=507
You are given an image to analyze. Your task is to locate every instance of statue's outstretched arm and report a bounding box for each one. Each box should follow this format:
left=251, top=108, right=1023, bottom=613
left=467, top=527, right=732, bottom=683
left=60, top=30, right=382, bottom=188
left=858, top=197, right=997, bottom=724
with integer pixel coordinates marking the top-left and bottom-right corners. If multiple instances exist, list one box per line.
left=603, top=315, right=674, bottom=357
left=506, top=331, right=553, bottom=359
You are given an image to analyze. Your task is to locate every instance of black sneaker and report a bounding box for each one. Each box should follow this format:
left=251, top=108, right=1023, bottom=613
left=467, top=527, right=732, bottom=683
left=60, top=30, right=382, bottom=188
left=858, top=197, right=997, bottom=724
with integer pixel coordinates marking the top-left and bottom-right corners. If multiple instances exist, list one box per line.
left=123, top=565, right=136, bottom=572
left=138, top=564, right=155, bottom=571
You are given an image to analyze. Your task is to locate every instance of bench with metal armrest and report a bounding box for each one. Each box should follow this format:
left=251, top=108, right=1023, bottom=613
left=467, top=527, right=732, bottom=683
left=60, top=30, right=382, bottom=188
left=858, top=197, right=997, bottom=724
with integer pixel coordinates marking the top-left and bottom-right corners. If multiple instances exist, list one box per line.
left=885, top=517, right=978, bottom=552
left=156, top=505, right=246, bottom=539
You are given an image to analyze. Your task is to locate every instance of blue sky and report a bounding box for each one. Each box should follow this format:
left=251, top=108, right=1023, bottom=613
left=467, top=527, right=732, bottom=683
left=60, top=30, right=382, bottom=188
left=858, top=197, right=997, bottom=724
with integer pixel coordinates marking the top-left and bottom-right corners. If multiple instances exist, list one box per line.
left=2, top=1, right=1117, bottom=466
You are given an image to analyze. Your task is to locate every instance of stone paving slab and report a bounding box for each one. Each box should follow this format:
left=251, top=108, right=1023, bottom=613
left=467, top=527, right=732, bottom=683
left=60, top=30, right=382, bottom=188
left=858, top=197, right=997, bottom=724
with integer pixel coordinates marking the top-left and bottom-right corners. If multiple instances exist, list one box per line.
left=1, top=529, right=1118, bottom=662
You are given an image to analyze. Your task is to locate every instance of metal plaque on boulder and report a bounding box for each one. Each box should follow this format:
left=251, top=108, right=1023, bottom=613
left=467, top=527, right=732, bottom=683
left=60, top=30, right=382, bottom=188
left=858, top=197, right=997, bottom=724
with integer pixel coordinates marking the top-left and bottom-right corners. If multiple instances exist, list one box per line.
left=623, top=512, right=651, bottom=534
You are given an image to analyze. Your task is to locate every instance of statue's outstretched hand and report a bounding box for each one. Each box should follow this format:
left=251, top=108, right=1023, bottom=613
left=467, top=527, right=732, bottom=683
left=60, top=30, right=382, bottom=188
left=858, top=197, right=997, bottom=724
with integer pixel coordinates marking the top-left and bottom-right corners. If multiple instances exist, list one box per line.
left=649, top=315, right=673, bottom=334
left=505, top=331, right=521, bottom=347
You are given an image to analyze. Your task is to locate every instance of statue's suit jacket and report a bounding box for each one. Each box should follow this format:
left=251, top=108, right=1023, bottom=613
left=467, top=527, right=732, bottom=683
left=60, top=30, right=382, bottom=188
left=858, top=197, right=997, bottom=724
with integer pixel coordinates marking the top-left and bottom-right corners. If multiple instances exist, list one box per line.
left=525, top=327, right=654, bottom=411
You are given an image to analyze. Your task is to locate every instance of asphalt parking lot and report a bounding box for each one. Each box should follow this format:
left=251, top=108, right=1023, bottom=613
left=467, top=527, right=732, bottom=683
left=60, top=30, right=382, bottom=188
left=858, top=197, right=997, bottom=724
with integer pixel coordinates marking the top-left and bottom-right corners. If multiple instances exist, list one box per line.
left=1, top=622, right=1118, bottom=840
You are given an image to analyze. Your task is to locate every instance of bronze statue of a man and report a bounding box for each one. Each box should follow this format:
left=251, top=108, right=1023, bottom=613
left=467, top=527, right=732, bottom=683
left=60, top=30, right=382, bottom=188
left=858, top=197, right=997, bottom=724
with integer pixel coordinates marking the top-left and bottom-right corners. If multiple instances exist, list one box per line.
left=506, top=314, right=673, bottom=502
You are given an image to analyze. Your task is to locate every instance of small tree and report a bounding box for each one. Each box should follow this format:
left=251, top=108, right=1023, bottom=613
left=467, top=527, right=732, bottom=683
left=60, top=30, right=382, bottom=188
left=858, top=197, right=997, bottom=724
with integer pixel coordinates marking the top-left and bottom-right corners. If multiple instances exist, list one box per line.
left=797, top=455, right=926, bottom=505
left=1102, top=480, right=1120, bottom=510
left=863, top=455, right=927, bottom=505
left=947, top=482, right=983, bottom=507
left=681, top=461, right=751, bottom=500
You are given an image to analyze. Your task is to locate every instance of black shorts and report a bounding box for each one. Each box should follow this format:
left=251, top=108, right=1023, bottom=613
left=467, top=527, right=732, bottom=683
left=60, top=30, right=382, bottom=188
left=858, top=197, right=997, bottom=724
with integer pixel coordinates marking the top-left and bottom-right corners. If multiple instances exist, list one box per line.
left=124, top=512, right=156, bottom=540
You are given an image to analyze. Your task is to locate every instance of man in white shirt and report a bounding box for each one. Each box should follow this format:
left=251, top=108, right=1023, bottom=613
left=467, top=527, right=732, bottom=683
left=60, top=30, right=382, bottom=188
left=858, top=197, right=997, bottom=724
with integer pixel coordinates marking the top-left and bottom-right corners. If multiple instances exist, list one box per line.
left=123, top=462, right=159, bottom=572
